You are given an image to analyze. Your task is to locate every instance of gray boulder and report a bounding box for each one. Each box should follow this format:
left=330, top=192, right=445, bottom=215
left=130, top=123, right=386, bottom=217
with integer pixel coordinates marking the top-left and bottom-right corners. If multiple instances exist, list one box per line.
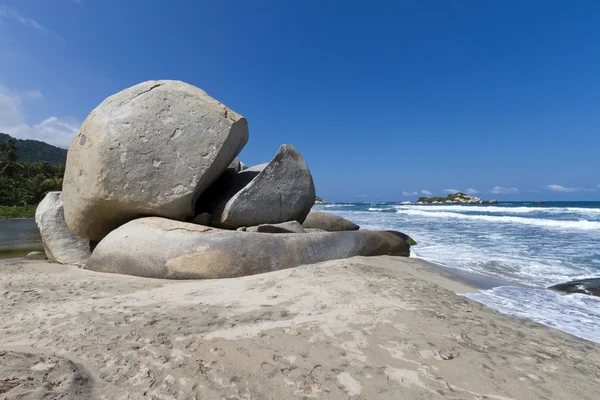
left=189, top=212, right=212, bottom=226
left=35, top=192, right=91, bottom=265
left=210, top=145, right=315, bottom=229
left=86, top=217, right=410, bottom=279
left=302, top=210, right=360, bottom=231
left=62, top=80, right=249, bottom=240
left=247, top=221, right=306, bottom=233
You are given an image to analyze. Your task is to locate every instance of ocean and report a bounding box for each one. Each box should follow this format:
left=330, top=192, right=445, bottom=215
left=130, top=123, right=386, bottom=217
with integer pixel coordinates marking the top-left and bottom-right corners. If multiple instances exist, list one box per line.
left=0, top=219, right=42, bottom=258
left=314, top=201, right=600, bottom=343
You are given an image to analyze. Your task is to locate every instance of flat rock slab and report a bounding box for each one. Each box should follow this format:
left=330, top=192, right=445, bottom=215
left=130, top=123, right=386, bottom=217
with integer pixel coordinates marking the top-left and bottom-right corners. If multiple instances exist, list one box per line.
left=62, top=80, right=248, bottom=240
left=86, top=217, right=410, bottom=279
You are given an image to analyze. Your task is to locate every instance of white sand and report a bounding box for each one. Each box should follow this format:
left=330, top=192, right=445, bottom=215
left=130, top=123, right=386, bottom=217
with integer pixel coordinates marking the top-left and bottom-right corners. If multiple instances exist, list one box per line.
left=1, top=256, right=599, bottom=399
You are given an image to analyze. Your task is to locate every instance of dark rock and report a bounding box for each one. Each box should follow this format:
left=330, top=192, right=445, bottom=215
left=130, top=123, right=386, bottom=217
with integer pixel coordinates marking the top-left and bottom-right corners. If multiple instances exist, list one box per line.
left=247, top=221, right=306, bottom=233
left=190, top=213, right=212, bottom=226
left=302, top=210, right=359, bottom=231
left=210, top=145, right=315, bottom=229
left=549, top=278, right=600, bottom=297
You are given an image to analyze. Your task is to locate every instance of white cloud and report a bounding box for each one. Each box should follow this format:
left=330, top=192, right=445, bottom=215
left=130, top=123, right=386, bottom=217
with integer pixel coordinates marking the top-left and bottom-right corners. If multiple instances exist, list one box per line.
left=0, top=86, right=81, bottom=148
left=465, top=188, right=478, bottom=194
left=443, top=188, right=459, bottom=194
left=421, top=190, right=432, bottom=196
left=402, top=191, right=418, bottom=196
left=0, top=6, right=48, bottom=33
left=546, top=184, right=577, bottom=193
left=490, top=186, right=519, bottom=194
left=546, top=184, right=597, bottom=193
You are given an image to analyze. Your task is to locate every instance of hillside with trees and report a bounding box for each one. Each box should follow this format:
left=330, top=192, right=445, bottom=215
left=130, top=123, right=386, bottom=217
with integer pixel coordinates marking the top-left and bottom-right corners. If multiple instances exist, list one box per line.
left=0, top=137, right=64, bottom=217
left=0, top=133, right=67, bottom=165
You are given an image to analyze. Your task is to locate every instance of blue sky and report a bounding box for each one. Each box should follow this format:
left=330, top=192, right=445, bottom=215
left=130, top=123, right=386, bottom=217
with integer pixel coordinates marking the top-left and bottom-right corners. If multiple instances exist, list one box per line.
left=1, top=0, right=599, bottom=201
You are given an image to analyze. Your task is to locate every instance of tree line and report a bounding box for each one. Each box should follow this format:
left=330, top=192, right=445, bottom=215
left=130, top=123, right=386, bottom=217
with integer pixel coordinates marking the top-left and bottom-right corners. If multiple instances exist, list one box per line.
left=0, top=139, right=64, bottom=207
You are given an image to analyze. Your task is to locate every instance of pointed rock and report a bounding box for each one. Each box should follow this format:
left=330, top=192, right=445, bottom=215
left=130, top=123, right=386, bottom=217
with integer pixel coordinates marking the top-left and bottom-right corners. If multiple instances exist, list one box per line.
left=210, top=145, right=315, bottom=229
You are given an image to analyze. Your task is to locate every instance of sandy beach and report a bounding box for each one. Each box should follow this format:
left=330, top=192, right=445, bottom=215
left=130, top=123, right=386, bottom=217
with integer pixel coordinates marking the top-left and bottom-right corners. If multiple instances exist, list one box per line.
left=1, top=256, right=599, bottom=399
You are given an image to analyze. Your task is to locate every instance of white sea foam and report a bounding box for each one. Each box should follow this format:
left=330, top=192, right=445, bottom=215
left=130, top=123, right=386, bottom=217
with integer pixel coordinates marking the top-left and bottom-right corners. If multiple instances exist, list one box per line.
left=395, top=204, right=600, bottom=217
left=316, top=203, right=600, bottom=343
left=465, top=286, right=600, bottom=343
left=396, top=209, right=600, bottom=230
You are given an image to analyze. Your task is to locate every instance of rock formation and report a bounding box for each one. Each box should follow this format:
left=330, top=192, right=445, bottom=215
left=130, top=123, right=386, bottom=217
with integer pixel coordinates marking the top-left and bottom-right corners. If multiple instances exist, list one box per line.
left=86, top=217, right=410, bottom=279
left=302, top=210, right=360, bottom=231
left=45, top=79, right=414, bottom=277
left=35, top=192, right=91, bottom=265
left=246, top=221, right=306, bottom=233
left=208, top=144, right=315, bottom=229
left=62, top=80, right=248, bottom=240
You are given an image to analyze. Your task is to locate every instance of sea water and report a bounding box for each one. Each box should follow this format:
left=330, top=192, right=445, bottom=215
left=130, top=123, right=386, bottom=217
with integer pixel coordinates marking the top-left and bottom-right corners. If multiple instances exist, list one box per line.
left=0, top=219, right=42, bottom=258
left=315, top=202, right=600, bottom=343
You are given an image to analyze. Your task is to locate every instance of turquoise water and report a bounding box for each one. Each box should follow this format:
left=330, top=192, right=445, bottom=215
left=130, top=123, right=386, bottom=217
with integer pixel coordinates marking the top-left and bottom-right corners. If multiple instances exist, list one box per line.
left=315, top=202, right=600, bottom=343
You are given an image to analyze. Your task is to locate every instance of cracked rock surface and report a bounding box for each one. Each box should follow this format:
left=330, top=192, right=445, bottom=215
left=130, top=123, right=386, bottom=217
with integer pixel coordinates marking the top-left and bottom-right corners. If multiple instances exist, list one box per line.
left=62, top=80, right=248, bottom=241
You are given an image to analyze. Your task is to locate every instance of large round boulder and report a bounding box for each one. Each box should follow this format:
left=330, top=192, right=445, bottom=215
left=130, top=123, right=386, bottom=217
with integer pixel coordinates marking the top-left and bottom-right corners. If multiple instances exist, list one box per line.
left=86, top=217, right=411, bottom=279
left=62, top=80, right=248, bottom=240
left=302, top=210, right=360, bottom=231
left=35, top=192, right=91, bottom=265
left=208, top=144, right=315, bottom=229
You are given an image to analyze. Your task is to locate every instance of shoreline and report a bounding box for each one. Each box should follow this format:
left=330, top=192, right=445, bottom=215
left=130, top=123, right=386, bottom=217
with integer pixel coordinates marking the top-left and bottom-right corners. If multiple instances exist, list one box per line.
left=1, top=256, right=599, bottom=399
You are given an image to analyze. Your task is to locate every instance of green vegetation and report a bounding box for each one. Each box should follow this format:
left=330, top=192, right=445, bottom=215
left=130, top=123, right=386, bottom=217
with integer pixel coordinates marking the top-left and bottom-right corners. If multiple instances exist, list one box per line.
left=417, top=192, right=469, bottom=203
left=315, top=196, right=326, bottom=204
left=0, top=205, right=37, bottom=219
left=0, top=133, right=67, bottom=165
left=417, top=192, right=497, bottom=204
left=0, top=136, right=64, bottom=218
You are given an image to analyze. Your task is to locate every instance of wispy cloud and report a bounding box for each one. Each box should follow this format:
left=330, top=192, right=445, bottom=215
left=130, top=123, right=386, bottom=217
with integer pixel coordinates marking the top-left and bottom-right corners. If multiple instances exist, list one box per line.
left=443, top=188, right=459, bottom=194
left=0, top=86, right=81, bottom=148
left=402, top=191, right=418, bottom=196
left=421, top=190, right=432, bottom=196
left=490, top=186, right=519, bottom=194
left=465, top=188, right=478, bottom=194
left=546, top=184, right=597, bottom=193
left=0, top=6, right=48, bottom=33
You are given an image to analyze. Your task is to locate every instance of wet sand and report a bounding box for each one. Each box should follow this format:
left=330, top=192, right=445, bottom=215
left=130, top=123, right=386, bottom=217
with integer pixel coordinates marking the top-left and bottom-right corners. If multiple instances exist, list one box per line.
left=1, top=255, right=599, bottom=399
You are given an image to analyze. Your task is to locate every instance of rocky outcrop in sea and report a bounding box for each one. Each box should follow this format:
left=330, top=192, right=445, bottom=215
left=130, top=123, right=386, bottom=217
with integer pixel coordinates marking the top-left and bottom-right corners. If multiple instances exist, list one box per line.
left=416, top=192, right=498, bottom=205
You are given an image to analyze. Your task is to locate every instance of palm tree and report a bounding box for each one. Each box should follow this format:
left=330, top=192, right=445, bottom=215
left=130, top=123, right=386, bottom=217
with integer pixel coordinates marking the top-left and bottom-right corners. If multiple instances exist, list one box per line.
left=0, top=139, right=24, bottom=176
